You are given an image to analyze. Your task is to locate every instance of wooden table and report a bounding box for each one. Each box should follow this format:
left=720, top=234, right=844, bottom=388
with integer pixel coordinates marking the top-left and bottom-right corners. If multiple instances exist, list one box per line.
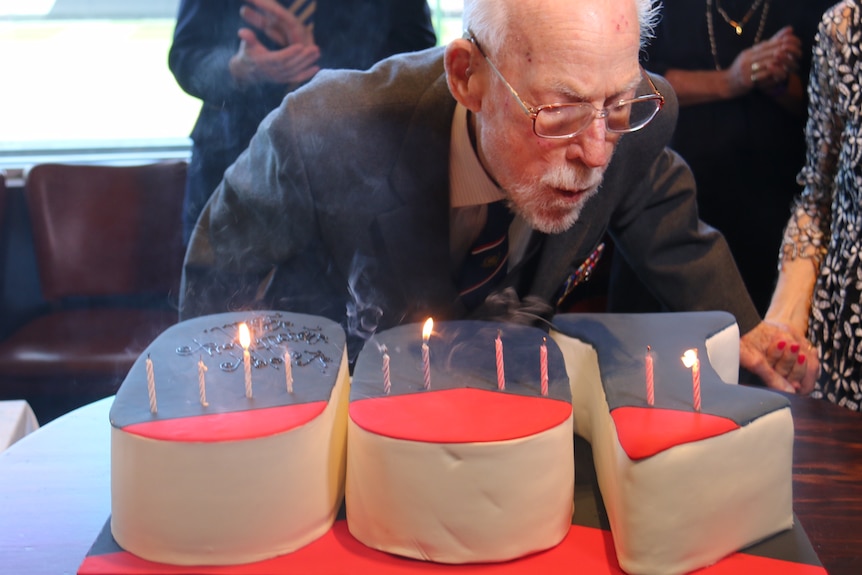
left=785, top=391, right=862, bottom=574
left=0, top=393, right=859, bottom=575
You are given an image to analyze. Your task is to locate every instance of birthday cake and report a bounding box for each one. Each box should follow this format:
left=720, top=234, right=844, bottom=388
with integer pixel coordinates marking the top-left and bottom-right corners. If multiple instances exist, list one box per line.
left=550, top=312, right=794, bottom=575
left=346, top=320, right=574, bottom=563
left=102, top=310, right=796, bottom=573
left=109, top=311, right=350, bottom=566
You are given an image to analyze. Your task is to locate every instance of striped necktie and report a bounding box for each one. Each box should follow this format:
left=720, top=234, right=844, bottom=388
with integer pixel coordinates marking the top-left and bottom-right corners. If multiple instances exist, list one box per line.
left=288, top=0, right=315, bottom=26
left=457, top=201, right=514, bottom=310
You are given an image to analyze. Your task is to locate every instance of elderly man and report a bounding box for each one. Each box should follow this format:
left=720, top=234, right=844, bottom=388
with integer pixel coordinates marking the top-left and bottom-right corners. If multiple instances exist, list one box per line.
left=181, top=0, right=817, bottom=393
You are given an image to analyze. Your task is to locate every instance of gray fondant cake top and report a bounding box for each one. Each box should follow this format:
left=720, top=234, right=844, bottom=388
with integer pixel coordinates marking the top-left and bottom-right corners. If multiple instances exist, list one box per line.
left=352, top=320, right=571, bottom=402
left=551, top=312, right=790, bottom=424
left=110, top=311, right=346, bottom=428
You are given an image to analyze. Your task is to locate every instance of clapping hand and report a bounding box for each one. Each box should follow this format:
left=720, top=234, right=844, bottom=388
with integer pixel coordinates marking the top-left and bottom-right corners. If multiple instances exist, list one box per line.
left=729, top=26, right=802, bottom=94
left=240, top=0, right=315, bottom=47
left=229, top=0, right=321, bottom=87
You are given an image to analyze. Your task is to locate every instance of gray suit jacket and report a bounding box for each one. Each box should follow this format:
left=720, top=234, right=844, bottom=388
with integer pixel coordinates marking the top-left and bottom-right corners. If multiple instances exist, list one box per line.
left=181, top=47, right=759, bottom=359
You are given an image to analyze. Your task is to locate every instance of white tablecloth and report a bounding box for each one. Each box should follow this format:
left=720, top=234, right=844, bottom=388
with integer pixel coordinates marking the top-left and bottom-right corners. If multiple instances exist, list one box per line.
left=0, top=400, right=39, bottom=451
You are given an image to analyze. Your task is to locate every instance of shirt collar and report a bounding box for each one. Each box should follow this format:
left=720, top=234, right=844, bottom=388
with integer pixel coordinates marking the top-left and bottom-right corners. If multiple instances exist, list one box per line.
left=449, top=103, right=506, bottom=208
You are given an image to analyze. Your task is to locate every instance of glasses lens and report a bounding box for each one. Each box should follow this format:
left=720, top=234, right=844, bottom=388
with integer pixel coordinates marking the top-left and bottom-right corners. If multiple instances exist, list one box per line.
left=607, top=98, right=661, bottom=133
left=534, top=98, right=661, bottom=138
left=534, top=105, right=594, bottom=138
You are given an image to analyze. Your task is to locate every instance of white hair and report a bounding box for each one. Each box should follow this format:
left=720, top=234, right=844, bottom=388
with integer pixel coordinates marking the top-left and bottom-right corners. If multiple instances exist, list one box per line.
left=463, top=0, right=661, bottom=55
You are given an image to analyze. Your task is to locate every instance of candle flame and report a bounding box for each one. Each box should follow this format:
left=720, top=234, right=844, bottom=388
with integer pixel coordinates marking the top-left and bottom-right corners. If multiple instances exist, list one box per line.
left=422, top=317, right=433, bottom=341
left=239, top=323, right=251, bottom=350
left=681, top=348, right=698, bottom=368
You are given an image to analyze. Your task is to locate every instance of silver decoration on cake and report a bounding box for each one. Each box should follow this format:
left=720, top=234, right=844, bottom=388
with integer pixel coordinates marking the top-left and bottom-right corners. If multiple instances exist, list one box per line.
left=175, top=312, right=332, bottom=372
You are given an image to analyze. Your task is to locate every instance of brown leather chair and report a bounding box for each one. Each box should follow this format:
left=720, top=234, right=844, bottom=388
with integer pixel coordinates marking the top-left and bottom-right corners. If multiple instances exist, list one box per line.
left=0, top=162, right=187, bottom=421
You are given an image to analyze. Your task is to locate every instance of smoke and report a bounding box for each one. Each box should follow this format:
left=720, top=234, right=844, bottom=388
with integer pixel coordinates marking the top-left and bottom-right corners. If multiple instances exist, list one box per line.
left=345, top=252, right=384, bottom=346
left=475, top=287, right=556, bottom=329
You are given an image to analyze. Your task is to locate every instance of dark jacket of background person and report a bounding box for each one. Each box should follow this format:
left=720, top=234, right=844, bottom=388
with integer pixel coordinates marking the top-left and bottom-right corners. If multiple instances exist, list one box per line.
left=179, top=48, right=761, bottom=362
left=611, top=0, right=831, bottom=316
left=168, top=0, right=437, bottom=242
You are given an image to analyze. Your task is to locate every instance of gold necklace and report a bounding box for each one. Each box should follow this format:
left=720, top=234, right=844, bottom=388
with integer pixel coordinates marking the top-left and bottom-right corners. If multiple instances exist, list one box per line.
left=715, top=0, right=765, bottom=35
left=706, top=0, right=771, bottom=70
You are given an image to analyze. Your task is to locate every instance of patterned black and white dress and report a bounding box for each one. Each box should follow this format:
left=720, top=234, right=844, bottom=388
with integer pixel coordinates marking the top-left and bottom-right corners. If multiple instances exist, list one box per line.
left=784, top=0, right=862, bottom=410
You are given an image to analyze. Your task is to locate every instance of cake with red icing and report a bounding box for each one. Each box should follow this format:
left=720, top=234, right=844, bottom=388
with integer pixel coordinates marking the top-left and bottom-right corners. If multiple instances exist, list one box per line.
left=109, top=311, right=350, bottom=566
left=346, top=320, right=574, bottom=564
left=105, top=310, right=793, bottom=573
left=550, top=312, right=794, bottom=575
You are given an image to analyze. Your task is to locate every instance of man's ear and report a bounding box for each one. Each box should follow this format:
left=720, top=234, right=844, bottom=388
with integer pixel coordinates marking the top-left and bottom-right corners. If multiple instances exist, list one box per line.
left=445, top=38, right=483, bottom=112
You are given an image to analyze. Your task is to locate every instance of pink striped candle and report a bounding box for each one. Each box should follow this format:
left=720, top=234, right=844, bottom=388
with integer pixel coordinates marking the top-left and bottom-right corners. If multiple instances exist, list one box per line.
left=421, top=318, right=433, bottom=390
left=495, top=330, right=505, bottom=391
left=645, top=346, right=655, bottom=406
left=382, top=346, right=391, bottom=395
left=146, top=354, right=157, bottom=414
left=681, top=349, right=701, bottom=412
left=198, top=355, right=208, bottom=407
left=239, top=323, right=252, bottom=399
left=540, top=338, right=549, bottom=396
left=692, top=355, right=701, bottom=411
left=284, top=348, right=294, bottom=394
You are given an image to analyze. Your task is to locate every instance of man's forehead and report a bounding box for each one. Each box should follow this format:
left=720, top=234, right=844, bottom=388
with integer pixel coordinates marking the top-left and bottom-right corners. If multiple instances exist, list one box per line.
left=514, top=38, right=642, bottom=100
left=512, top=0, right=640, bottom=39
left=480, top=0, right=641, bottom=97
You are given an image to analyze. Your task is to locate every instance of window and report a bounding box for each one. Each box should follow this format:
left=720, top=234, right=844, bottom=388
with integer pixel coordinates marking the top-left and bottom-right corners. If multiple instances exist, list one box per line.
left=433, top=0, right=465, bottom=44
left=0, top=0, right=194, bottom=170
left=0, top=0, right=464, bottom=172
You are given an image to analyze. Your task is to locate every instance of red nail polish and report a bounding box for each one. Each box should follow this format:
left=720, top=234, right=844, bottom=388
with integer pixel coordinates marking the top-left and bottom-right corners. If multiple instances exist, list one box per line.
left=797, top=354, right=805, bottom=365
left=790, top=344, right=800, bottom=354
left=777, top=341, right=786, bottom=350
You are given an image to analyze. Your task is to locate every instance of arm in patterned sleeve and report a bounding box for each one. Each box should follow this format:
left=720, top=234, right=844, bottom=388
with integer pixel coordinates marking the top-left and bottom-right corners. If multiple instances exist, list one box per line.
left=766, top=8, right=843, bottom=338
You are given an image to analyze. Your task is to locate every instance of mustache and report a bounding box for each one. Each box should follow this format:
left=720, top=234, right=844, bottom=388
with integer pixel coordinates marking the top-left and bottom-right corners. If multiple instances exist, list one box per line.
left=541, top=164, right=604, bottom=192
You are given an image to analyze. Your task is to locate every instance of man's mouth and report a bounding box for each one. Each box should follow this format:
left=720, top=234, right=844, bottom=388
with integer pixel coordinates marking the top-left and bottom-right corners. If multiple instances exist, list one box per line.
left=553, top=187, right=590, bottom=201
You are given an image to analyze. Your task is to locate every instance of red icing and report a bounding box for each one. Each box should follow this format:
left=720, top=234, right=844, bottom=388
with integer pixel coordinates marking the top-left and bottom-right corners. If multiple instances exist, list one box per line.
left=78, top=522, right=826, bottom=575
left=349, top=388, right=572, bottom=443
left=611, top=406, right=740, bottom=460
left=121, top=403, right=326, bottom=442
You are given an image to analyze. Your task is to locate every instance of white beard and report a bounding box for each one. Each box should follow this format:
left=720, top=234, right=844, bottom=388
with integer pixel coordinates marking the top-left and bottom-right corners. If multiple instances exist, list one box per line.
left=506, top=163, right=604, bottom=234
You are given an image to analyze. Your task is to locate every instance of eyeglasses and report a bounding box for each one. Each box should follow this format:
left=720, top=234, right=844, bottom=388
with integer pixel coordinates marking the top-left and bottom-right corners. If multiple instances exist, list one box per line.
left=466, top=30, right=665, bottom=140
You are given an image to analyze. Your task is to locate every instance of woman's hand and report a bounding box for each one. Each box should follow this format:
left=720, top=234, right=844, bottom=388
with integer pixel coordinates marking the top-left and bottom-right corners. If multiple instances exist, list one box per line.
left=740, top=320, right=818, bottom=394
left=728, top=26, right=802, bottom=96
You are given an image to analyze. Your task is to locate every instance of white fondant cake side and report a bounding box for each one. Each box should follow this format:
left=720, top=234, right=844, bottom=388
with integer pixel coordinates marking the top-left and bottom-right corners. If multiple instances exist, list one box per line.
left=345, top=414, right=574, bottom=564
left=550, top=330, right=794, bottom=575
left=704, top=322, right=740, bottom=384
left=110, top=348, right=350, bottom=566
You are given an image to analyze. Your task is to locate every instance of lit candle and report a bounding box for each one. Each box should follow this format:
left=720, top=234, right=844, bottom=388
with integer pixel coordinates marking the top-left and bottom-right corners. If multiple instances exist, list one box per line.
left=382, top=345, right=391, bottom=395
left=239, top=322, right=253, bottom=398
left=198, top=355, right=208, bottom=407
left=681, top=348, right=701, bottom=412
left=284, top=348, right=294, bottom=394
left=645, top=345, right=655, bottom=406
left=422, top=318, right=433, bottom=390
left=146, top=353, right=157, bottom=414
left=495, top=330, right=505, bottom=391
left=540, top=337, right=549, bottom=396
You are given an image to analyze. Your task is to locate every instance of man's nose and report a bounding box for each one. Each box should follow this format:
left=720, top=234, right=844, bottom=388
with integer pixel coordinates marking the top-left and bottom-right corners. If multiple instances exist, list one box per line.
left=565, top=117, right=614, bottom=168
